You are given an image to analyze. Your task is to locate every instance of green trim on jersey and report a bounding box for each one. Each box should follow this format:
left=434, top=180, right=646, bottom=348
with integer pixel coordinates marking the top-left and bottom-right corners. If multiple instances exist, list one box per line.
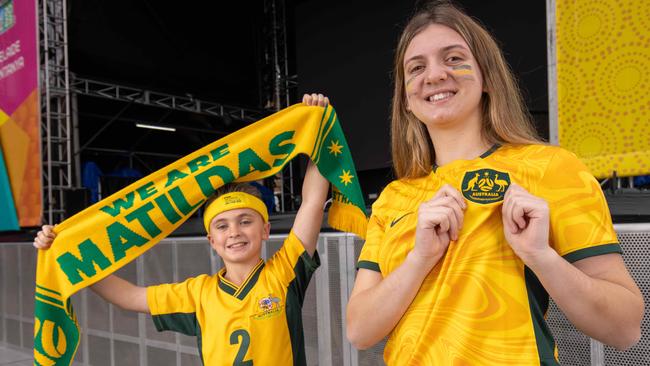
left=147, top=232, right=320, bottom=365
left=524, top=267, right=559, bottom=365
left=479, top=143, right=501, bottom=158
left=218, top=279, right=237, bottom=296
left=563, top=243, right=622, bottom=263
left=432, top=143, right=501, bottom=172
left=235, top=260, right=265, bottom=300
left=151, top=312, right=204, bottom=364
left=217, top=259, right=265, bottom=299
left=357, top=260, right=380, bottom=272
left=286, top=251, right=321, bottom=366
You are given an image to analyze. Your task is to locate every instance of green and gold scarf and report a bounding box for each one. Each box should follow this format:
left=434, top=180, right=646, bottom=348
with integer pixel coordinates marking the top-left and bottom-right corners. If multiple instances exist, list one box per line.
left=33, top=104, right=367, bottom=365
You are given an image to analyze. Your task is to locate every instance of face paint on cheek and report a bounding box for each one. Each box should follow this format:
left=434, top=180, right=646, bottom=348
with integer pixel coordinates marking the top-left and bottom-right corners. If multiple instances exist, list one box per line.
left=451, top=64, right=475, bottom=80
left=405, top=76, right=414, bottom=88
left=405, top=75, right=417, bottom=94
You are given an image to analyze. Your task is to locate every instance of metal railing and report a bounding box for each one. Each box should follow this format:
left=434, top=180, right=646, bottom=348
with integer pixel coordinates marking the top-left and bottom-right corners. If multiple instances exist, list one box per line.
left=2, top=225, right=649, bottom=365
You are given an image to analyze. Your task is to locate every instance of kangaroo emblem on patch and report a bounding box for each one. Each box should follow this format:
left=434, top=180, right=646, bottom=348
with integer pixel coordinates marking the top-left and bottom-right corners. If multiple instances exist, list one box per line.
left=461, top=169, right=510, bottom=204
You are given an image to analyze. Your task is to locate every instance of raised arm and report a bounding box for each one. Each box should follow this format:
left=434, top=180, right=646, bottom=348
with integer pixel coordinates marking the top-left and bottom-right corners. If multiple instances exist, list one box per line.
left=34, top=225, right=150, bottom=314
left=291, top=93, right=331, bottom=256
left=292, top=160, right=328, bottom=257
left=346, top=185, right=466, bottom=349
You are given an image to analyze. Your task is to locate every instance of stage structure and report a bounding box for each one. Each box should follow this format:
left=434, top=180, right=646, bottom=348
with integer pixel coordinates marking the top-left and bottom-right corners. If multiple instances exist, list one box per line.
left=39, top=0, right=71, bottom=224
left=38, top=0, right=298, bottom=223
left=262, top=0, right=300, bottom=212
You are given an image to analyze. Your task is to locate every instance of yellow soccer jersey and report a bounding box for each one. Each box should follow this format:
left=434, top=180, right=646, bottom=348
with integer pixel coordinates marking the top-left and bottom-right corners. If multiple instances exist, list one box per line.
left=358, top=144, right=620, bottom=366
left=147, top=231, right=320, bottom=366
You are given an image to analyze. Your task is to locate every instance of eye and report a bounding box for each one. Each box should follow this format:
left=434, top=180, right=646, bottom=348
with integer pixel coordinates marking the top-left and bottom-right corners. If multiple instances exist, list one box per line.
left=215, top=224, right=228, bottom=231
left=240, top=220, right=252, bottom=226
left=446, top=55, right=464, bottom=63
left=408, top=65, right=424, bottom=74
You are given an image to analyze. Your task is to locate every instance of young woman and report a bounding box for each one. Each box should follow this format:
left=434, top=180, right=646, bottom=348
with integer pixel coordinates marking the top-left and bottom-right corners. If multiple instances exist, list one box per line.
left=346, top=2, right=643, bottom=365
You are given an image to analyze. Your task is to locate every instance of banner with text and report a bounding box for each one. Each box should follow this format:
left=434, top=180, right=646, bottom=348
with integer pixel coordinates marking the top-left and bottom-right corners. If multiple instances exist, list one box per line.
left=0, top=0, right=42, bottom=228
left=33, top=104, right=368, bottom=365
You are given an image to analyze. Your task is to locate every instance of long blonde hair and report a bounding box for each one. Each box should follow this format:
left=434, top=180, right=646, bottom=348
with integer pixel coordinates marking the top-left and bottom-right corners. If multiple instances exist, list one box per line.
left=391, top=1, right=542, bottom=179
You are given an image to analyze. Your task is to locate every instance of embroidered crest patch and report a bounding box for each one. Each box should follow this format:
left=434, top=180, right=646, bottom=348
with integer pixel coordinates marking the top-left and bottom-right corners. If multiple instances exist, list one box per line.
left=251, top=294, right=283, bottom=320
left=461, top=169, right=510, bottom=204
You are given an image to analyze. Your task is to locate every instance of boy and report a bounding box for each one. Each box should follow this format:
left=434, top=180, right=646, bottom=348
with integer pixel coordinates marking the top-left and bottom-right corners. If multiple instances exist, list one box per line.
left=34, top=94, right=331, bottom=364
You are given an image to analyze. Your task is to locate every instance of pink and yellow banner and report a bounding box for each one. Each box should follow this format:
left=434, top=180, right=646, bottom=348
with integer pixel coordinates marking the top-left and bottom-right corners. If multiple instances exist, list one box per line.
left=556, top=0, right=650, bottom=178
left=0, top=0, right=42, bottom=228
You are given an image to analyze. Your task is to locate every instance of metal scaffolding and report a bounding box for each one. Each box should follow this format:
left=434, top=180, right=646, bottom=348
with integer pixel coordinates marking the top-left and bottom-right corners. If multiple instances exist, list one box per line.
left=70, top=76, right=268, bottom=123
left=39, top=0, right=72, bottom=223
left=38, top=0, right=294, bottom=218
left=263, top=0, right=298, bottom=212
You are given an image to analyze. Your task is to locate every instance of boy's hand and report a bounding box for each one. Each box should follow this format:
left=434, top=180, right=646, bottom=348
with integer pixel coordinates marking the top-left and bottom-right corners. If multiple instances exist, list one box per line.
left=302, top=93, right=329, bottom=107
left=33, top=225, right=57, bottom=250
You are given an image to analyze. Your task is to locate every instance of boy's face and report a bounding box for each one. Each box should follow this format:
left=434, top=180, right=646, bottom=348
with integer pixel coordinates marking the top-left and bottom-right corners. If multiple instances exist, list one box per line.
left=207, top=208, right=270, bottom=266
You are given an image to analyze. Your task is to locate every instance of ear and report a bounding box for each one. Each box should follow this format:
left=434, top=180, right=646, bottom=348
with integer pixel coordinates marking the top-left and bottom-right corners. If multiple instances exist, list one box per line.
left=206, top=234, right=217, bottom=251
left=262, top=222, right=271, bottom=240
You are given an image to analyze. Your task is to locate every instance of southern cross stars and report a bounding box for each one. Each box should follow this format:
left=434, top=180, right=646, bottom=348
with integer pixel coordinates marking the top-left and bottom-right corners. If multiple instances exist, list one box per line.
left=339, top=169, right=354, bottom=186
left=328, top=140, right=343, bottom=156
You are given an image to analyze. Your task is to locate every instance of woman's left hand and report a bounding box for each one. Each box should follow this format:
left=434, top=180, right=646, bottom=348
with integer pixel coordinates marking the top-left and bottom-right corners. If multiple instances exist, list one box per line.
left=502, top=183, right=552, bottom=264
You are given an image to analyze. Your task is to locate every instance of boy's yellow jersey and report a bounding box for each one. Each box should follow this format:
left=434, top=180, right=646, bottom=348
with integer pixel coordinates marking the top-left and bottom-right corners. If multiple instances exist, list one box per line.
left=358, top=144, right=621, bottom=366
left=147, top=231, right=319, bottom=365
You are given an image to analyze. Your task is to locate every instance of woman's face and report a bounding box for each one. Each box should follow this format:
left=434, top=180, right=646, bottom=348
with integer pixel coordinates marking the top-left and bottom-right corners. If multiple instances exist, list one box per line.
left=403, top=24, right=484, bottom=130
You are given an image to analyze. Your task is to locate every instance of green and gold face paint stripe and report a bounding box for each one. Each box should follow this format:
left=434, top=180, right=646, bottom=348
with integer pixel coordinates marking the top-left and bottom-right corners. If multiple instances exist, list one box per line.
left=405, top=74, right=416, bottom=87
left=451, top=64, right=473, bottom=76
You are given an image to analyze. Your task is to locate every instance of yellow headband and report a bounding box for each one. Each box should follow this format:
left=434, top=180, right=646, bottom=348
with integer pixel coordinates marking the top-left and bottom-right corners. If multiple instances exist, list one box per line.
left=203, top=192, right=269, bottom=233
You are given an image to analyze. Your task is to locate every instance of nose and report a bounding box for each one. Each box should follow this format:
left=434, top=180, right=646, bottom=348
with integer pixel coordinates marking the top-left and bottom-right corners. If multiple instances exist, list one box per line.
left=227, top=225, right=241, bottom=238
left=425, top=63, right=448, bottom=84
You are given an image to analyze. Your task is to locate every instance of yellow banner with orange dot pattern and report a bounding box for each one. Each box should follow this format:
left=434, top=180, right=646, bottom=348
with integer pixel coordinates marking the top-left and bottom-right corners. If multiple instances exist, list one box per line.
left=556, top=0, right=650, bottom=178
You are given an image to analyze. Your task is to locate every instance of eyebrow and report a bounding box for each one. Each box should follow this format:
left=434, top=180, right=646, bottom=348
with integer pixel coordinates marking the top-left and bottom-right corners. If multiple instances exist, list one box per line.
left=404, top=44, right=470, bottom=65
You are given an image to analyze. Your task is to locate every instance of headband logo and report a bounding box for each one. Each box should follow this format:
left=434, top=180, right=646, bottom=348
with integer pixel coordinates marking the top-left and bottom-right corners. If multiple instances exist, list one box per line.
left=224, top=196, right=243, bottom=205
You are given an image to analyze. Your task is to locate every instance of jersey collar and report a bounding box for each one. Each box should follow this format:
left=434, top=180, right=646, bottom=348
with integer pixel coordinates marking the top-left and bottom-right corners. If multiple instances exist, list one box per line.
left=217, top=259, right=265, bottom=300
left=432, top=143, right=501, bottom=173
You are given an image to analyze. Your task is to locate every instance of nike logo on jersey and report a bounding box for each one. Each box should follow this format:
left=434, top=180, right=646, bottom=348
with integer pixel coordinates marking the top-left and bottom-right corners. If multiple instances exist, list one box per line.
left=390, top=212, right=412, bottom=227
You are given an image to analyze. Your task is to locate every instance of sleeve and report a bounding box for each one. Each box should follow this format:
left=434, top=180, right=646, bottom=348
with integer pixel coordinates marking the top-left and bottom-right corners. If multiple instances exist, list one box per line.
left=146, top=275, right=207, bottom=335
left=535, top=148, right=621, bottom=262
left=266, top=230, right=320, bottom=304
left=357, top=210, right=386, bottom=273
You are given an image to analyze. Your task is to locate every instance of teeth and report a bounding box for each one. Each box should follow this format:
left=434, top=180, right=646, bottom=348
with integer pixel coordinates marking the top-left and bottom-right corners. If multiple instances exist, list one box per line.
left=228, top=242, right=247, bottom=249
left=429, top=92, right=454, bottom=102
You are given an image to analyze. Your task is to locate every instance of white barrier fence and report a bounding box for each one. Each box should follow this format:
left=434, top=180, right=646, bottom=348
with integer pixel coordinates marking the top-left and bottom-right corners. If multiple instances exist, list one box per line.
left=1, top=225, right=649, bottom=365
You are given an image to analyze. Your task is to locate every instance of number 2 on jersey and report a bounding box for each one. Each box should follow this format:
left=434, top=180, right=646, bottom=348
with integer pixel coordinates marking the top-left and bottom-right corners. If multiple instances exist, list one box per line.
left=230, top=329, right=253, bottom=366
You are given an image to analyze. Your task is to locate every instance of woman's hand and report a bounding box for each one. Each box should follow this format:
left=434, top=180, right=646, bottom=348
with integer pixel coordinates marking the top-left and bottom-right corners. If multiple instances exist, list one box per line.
left=302, top=93, right=329, bottom=107
left=33, top=225, right=57, bottom=250
left=412, top=184, right=466, bottom=265
left=501, top=183, right=552, bottom=263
